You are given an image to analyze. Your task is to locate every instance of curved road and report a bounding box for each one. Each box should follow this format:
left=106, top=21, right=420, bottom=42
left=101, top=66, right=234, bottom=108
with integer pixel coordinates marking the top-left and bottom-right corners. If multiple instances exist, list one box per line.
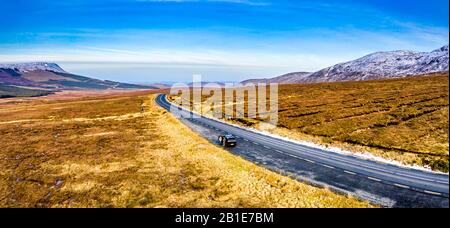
left=156, top=94, right=449, bottom=207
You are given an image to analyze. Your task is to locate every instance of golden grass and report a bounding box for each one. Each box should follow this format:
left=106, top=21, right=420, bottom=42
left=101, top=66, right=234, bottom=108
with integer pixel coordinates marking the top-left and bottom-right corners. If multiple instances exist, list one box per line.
left=170, top=74, right=449, bottom=172
left=0, top=92, right=372, bottom=208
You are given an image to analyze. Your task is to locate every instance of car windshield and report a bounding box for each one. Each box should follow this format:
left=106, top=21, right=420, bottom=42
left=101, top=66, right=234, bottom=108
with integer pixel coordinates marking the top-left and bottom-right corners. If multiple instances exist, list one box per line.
left=226, top=135, right=236, bottom=140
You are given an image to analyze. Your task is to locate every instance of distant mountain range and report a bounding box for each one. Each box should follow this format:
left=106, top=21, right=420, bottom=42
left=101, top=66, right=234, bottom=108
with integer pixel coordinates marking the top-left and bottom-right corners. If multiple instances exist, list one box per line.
left=243, top=45, right=449, bottom=84
left=0, top=62, right=157, bottom=91
left=2, top=45, right=449, bottom=98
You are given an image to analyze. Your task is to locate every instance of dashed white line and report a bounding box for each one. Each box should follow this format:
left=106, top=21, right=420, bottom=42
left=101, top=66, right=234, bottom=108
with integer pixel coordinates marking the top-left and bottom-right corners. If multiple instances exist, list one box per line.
left=394, top=184, right=410, bottom=189
left=161, top=96, right=450, bottom=201
left=344, top=170, right=356, bottom=175
left=263, top=146, right=271, bottom=149
left=368, top=177, right=382, bottom=182
left=424, top=190, right=442, bottom=196
left=272, top=149, right=301, bottom=160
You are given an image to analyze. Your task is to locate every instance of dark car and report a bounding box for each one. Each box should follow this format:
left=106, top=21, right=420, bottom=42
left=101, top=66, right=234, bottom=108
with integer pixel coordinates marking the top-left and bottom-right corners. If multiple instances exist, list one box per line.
left=218, top=134, right=237, bottom=147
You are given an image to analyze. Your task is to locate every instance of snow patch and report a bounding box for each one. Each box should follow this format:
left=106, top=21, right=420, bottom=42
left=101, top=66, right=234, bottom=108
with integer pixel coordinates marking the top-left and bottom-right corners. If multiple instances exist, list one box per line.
left=307, top=45, right=449, bottom=82
left=232, top=122, right=448, bottom=175
left=0, top=62, right=66, bottom=74
left=182, top=103, right=449, bottom=175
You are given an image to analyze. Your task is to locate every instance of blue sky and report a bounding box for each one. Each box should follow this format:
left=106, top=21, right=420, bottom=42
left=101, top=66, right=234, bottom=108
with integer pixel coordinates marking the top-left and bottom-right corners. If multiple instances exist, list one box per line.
left=0, top=0, right=448, bottom=83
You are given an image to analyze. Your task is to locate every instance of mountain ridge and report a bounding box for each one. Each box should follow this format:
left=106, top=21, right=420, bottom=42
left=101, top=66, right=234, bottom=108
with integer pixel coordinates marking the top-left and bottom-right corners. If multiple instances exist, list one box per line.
left=242, top=45, right=449, bottom=84
left=0, top=62, right=67, bottom=74
left=0, top=62, right=156, bottom=91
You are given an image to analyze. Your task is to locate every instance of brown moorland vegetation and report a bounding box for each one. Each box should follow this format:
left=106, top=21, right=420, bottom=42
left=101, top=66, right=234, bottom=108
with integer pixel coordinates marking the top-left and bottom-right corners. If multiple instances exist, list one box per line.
left=171, top=73, right=449, bottom=172
left=0, top=91, right=370, bottom=208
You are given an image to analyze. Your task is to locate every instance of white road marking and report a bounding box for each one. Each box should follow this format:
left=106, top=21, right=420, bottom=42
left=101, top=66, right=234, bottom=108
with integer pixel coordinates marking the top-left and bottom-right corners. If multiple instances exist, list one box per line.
left=344, top=170, right=356, bottom=175
left=368, top=177, right=382, bottom=182
left=305, top=159, right=315, bottom=164
left=322, top=164, right=335, bottom=169
left=394, top=184, right=410, bottom=189
left=424, top=190, right=442, bottom=196
left=264, top=146, right=271, bottom=149
left=159, top=95, right=450, bottom=202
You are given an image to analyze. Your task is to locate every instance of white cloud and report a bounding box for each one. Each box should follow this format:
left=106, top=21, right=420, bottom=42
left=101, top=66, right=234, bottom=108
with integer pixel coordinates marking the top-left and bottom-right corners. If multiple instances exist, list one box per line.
left=0, top=46, right=335, bottom=71
left=135, top=0, right=270, bottom=6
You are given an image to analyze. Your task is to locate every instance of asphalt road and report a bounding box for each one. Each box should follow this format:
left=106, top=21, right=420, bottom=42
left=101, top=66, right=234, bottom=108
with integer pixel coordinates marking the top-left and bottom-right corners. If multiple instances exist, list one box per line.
left=156, top=94, right=449, bottom=208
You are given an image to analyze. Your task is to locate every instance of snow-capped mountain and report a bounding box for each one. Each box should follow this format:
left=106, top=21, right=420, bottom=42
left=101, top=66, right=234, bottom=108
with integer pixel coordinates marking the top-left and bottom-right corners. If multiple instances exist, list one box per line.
left=305, top=45, right=449, bottom=83
left=0, top=62, right=67, bottom=74
left=243, top=45, right=449, bottom=84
